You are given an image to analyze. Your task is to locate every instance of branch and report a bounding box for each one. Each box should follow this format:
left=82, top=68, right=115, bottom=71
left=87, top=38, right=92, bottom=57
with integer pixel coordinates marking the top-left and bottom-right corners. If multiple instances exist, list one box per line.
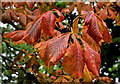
left=3, top=39, right=26, bottom=54
left=10, top=22, right=23, bottom=30
left=0, top=54, right=40, bottom=83
left=6, top=44, right=17, bottom=56
left=2, top=64, right=9, bottom=70
left=3, top=59, right=17, bottom=72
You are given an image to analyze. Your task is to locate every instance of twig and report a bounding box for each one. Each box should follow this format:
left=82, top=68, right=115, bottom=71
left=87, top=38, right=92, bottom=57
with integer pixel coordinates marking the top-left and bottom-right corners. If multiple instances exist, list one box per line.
left=3, top=39, right=26, bottom=54
left=0, top=54, right=40, bottom=83
left=2, top=64, right=9, bottom=70
left=3, top=59, right=17, bottom=72
left=10, top=22, right=23, bottom=30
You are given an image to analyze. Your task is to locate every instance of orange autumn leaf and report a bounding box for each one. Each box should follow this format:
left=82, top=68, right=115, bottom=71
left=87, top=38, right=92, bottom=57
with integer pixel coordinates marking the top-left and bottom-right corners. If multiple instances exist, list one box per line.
left=94, top=6, right=100, bottom=13
left=40, top=11, right=56, bottom=37
left=82, top=64, right=95, bottom=82
left=19, top=14, right=27, bottom=26
left=43, top=33, right=70, bottom=66
left=27, top=15, right=37, bottom=21
left=77, top=3, right=94, bottom=15
left=3, top=11, right=57, bottom=44
left=99, top=8, right=108, bottom=20
left=33, top=8, right=41, bottom=16
left=115, top=12, right=120, bottom=26
left=35, top=33, right=70, bottom=66
left=62, top=34, right=84, bottom=79
left=61, top=3, right=76, bottom=14
left=72, top=17, right=79, bottom=34
left=81, top=11, right=103, bottom=43
left=97, top=2, right=104, bottom=8
left=52, top=9, right=64, bottom=22
left=26, top=1, right=34, bottom=9
left=96, top=15, right=112, bottom=44
left=81, top=11, right=112, bottom=44
left=53, top=75, right=68, bottom=83
left=82, top=25, right=100, bottom=52
left=10, top=10, right=19, bottom=22
left=108, top=8, right=116, bottom=20
left=1, top=9, right=12, bottom=23
left=101, top=76, right=113, bottom=83
left=76, top=34, right=101, bottom=77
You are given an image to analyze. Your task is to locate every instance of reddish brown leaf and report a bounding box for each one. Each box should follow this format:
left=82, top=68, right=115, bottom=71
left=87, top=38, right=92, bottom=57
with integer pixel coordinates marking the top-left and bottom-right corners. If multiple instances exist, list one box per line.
left=99, top=8, right=108, bottom=20
left=34, top=34, right=62, bottom=60
left=86, top=12, right=109, bottom=45
left=25, top=22, right=33, bottom=30
left=108, top=8, right=116, bottom=20
left=53, top=70, right=63, bottom=76
left=61, top=8, right=70, bottom=14
left=34, top=33, right=70, bottom=66
left=22, top=16, right=42, bottom=44
left=2, top=2, right=9, bottom=7
left=40, top=11, right=56, bottom=37
left=3, top=16, right=41, bottom=44
left=96, top=16, right=112, bottom=44
left=58, top=22, right=64, bottom=30
left=52, top=9, right=65, bottom=30
left=103, top=2, right=110, bottom=7
left=27, top=15, right=37, bottom=21
left=62, top=34, right=84, bottom=79
left=77, top=2, right=85, bottom=14
left=82, top=64, right=95, bottom=82
left=44, top=33, right=70, bottom=66
left=102, top=21, right=112, bottom=44
left=76, top=34, right=101, bottom=76
left=10, top=10, right=19, bottom=22
left=82, top=25, right=100, bottom=52
left=77, top=3, right=93, bottom=14
left=101, top=76, right=113, bottom=83
left=25, top=8, right=33, bottom=15
left=3, top=31, right=21, bottom=39
left=53, top=75, right=69, bottom=83
left=50, top=76, right=56, bottom=80
left=97, top=2, right=104, bottom=8
left=61, top=3, right=76, bottom=14
left=18, top=2, right=25, bottom=7
left=115, top=12, right=120, bottom=26
left=19, top=14, right=27, bottom=26
left=26, top=1, right=34, bottom=9
left=73, top=17, right=79, bottom=34
left=53, top=29, right=61, bottom=37
left=11, top=30, right=27, bottom=41
left=52, top=9, right=64, bottom=22
left=1, top=10, right=12, bottom=23
left=3, top=30, right=27, bottom=45
left=33, top=8, right=41, bottom=16
left=81, top=11, right=103, bottom=43
left=3, top=11, right=57, bottom=44
left=94, top=6, right=100, bottom=13
left=13, top=2, right=18, bottom=7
